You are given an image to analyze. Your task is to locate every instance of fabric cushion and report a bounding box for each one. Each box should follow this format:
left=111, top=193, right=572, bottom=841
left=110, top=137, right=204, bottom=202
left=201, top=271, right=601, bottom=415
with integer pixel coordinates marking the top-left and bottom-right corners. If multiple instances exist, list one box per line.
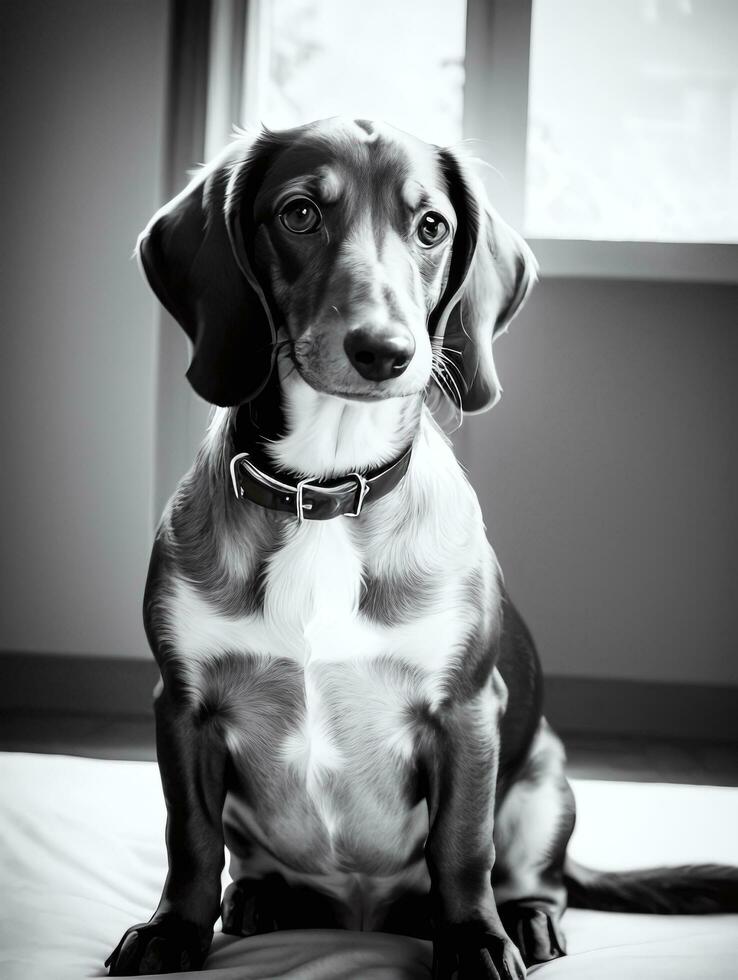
left=1, top=752, right=736, bottom=980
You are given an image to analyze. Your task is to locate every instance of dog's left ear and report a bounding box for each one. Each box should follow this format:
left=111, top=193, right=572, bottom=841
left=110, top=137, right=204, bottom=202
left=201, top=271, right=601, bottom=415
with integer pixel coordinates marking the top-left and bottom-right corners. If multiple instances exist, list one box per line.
left=430, top=149, right=538, bottom=414
left=136, top=134, right=278, bottom=407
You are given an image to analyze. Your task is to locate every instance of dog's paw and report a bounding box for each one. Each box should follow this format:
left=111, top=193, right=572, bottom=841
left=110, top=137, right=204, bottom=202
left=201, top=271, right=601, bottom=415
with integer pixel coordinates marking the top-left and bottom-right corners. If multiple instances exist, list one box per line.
left=105, top=913, right=212, bottom=975
left=432, top=923, right=527, bottom=980
left=221, top=879, right=277, bottom=937
left=498, top=904, right=566, bottom=967
left=221, top=874, right=341, bottom=934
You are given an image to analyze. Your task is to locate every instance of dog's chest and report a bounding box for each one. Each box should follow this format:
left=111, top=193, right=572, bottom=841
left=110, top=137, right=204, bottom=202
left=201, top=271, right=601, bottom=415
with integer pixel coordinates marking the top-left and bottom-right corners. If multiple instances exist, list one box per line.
left=169, top=517, right=468, bottom=700
left=165, top=518, right=472, bottom=868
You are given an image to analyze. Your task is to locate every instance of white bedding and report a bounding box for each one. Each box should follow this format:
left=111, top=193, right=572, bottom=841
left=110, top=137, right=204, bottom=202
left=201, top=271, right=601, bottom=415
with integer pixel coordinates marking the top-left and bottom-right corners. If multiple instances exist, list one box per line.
left=1, top=752, right=736, bottom=980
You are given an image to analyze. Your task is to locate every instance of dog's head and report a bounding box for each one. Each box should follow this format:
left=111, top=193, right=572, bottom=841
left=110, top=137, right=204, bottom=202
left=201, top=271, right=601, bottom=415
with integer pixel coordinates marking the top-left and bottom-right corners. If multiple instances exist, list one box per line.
left=138, top=117, right=537, bottom=412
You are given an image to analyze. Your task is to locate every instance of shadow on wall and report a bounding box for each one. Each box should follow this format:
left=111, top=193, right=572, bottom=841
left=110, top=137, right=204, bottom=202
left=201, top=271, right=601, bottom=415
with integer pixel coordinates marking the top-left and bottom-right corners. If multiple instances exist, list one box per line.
left=464, top=276, right=738, bottom=689
left=0, top=0, right=169, bottom=660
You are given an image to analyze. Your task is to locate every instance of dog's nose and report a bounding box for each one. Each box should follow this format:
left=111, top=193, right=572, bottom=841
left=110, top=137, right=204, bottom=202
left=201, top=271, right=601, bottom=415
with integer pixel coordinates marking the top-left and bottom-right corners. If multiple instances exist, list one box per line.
left=344, top=328, right=415, bottom=381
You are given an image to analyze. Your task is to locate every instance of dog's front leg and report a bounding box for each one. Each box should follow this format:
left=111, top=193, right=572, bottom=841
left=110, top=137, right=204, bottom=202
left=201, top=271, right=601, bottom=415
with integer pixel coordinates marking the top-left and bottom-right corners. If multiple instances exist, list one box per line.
left=106, top=685, right=226, bottom=976
left=426, top=682, right=526, bottom=980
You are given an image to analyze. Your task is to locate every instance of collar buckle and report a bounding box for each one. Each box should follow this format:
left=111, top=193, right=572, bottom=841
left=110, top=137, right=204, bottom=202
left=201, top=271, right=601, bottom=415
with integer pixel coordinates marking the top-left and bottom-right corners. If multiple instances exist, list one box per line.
left=294, top=477, right=315, bottom=524
left=230, top=452, right=316, bottom=521
left=345, top=472, right=370, bottom=518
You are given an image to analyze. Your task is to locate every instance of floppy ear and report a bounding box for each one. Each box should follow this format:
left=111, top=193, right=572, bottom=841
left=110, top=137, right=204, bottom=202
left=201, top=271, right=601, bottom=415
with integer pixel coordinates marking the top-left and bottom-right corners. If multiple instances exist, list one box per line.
left=431, top=149, right=538, bottom=414
left=136, top=135, right=277, bottom=406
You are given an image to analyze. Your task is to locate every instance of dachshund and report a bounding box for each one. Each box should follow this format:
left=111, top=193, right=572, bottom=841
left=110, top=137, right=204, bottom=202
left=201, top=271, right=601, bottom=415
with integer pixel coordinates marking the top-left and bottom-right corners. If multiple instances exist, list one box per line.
left=106, top=118, right=738, bottom=979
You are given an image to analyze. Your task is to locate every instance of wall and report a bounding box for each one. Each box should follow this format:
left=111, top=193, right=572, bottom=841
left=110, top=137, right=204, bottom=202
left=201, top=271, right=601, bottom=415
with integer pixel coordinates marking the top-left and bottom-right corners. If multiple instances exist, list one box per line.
left=0, top=0, right=169, bottom=658
left=462, top=277, right=738, bottom=686
left=0, top=1, right=735, bottom=694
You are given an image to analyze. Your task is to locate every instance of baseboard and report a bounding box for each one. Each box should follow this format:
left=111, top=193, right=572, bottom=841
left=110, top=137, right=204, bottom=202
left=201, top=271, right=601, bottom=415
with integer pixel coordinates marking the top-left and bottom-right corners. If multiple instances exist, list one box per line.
left=1, top=652, right=736, bottom=742
left=0, top=652, right=159, bottom=718
left=544, top=675, right=738, bottom=742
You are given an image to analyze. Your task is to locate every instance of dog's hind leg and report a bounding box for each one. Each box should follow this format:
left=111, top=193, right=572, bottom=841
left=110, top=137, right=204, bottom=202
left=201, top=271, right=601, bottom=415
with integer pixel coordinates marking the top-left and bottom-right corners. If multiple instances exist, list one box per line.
left=492, top=719, right=575, bottom=967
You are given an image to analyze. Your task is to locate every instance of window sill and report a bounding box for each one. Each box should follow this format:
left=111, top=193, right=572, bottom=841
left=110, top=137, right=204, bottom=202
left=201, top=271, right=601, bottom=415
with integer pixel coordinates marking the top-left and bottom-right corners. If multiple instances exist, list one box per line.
left=526, top=238, right=738, bottom=285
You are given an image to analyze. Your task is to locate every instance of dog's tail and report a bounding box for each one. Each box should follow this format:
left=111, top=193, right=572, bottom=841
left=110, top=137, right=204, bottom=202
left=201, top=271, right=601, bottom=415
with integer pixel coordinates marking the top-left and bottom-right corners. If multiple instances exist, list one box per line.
left=563, top=857, right=738, bottom=914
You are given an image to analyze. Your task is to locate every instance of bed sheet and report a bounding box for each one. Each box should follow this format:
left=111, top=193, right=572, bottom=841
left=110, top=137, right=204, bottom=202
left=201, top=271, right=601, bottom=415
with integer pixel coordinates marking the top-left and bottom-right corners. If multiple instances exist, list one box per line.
left=1, top=752, right=736, bottom=980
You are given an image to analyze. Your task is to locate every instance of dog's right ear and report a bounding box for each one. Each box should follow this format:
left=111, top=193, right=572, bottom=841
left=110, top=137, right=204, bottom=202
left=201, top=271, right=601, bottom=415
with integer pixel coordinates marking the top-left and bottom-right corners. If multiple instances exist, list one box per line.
left=137, top=135, right=277, bottom=406
left=431, top=149, right=538, bottom=414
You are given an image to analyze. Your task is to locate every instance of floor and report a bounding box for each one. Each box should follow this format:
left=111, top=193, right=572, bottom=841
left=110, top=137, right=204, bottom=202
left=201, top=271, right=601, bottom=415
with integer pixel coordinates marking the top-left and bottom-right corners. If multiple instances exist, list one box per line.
left=1, top=709, right=736, bottom=786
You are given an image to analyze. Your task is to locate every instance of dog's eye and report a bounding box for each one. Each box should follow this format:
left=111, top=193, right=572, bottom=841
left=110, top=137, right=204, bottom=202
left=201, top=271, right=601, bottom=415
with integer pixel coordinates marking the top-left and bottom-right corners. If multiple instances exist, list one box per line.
left=417, top=212, right=449, bottom=248
left=280, top=198, right=322, bottom=235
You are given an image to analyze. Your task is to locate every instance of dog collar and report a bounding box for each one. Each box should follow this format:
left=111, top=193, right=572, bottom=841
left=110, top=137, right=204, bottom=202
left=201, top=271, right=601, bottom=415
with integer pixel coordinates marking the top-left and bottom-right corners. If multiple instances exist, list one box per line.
left=229, top=446, right=412, bottom=523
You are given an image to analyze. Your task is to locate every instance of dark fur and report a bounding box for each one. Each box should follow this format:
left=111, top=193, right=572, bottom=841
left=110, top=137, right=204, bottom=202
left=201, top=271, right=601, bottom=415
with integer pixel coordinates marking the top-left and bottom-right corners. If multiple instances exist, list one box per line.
left=565, top=860, right=738, bottom=915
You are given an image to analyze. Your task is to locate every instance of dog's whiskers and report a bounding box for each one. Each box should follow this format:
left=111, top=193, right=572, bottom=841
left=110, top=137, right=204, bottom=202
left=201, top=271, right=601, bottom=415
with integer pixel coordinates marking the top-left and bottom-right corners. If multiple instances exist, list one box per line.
left=433, top=362, right=462, bottom=411
left=430, top=348, right=465, bottom=421
left=431, top=343, right=466, bottom=398
left=429, top=367, right=464, bottom=433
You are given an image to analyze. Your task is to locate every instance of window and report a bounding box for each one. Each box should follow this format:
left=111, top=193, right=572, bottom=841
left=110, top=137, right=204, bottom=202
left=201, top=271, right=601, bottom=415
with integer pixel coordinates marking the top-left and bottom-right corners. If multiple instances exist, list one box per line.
left=526, top=0, right=738, bottom=244
left=242, top=0, right=467, bottom=146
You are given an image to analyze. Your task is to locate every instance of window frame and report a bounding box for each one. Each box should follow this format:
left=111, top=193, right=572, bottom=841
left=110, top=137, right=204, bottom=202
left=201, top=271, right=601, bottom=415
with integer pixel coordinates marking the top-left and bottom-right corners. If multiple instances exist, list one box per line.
left=464, top=0, right=738, bottom=284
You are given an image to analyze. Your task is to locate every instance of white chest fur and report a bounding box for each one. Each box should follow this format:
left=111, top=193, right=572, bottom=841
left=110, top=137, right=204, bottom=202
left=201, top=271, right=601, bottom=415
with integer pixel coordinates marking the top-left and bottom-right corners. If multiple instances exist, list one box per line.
left=261, top=519, right=362, bottom=660
left=164, top=516, right=472, bottom=695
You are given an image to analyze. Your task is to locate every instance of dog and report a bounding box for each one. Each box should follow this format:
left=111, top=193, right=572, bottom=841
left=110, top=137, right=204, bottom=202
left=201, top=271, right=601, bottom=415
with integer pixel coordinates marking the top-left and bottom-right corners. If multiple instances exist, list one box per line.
left=106, top=118, right=738, bottom=979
